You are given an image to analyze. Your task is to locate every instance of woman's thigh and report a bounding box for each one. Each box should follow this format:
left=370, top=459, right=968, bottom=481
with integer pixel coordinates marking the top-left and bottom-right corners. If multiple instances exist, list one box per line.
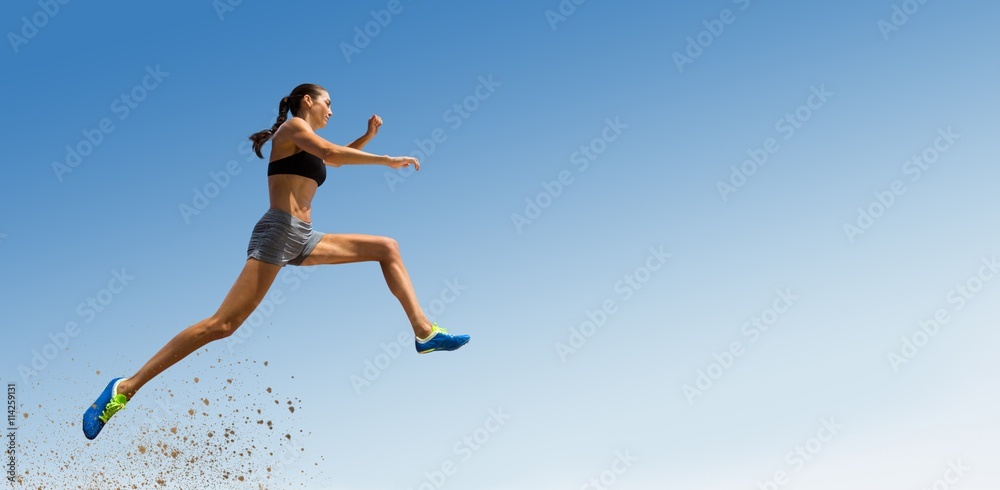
left=296, top=233, right=396, bottom=266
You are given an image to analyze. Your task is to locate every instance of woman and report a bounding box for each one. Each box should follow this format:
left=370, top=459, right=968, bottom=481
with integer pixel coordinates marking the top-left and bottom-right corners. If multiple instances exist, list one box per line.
left=82, top=83, right=470, bottom=440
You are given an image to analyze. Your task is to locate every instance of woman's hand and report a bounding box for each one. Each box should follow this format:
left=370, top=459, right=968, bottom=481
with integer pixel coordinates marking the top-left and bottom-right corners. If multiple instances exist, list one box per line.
left=366, top=115, right=383, bottom=137
left=386, top=156, right=420, bottom=170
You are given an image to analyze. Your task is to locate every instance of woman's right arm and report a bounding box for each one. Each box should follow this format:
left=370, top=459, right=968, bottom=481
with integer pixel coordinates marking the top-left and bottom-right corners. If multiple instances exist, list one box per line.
left=283, top=118, right=419, bottom=170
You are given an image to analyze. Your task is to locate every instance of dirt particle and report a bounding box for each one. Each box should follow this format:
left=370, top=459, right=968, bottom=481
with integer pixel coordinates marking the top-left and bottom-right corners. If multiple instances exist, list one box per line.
left=16, top=359, right=317, bottom=487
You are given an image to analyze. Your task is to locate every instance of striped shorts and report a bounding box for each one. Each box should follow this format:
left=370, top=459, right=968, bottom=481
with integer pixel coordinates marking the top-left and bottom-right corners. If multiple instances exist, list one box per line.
left=246, top=208, right=325, bottom=266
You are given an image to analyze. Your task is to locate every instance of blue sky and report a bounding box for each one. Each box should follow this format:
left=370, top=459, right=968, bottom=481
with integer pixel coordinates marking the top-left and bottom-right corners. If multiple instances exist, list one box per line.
left=2, top=0, right=1000, bottom=488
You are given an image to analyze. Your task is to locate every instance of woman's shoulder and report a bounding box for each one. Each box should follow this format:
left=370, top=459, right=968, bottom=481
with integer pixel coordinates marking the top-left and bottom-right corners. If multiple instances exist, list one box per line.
left=268, top=134, right=303, bottom=162
left=270, top=119, right=303, bottom=149
left=279, top=117, right=312, bottom=132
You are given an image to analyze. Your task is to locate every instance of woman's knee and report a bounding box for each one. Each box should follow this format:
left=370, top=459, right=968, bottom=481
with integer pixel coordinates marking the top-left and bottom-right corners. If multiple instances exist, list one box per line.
left=376, top=236, right=400, bottom=261
left=202, top=315, right=244, bottom=339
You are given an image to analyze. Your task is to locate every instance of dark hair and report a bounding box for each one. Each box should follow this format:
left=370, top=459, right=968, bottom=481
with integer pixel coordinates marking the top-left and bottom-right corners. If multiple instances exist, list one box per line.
left=249, top=83, right=327, bottom=159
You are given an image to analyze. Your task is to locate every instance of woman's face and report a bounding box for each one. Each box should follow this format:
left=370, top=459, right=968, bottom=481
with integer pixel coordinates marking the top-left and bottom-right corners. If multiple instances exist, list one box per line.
left=304, top=91, right=333, bottom=129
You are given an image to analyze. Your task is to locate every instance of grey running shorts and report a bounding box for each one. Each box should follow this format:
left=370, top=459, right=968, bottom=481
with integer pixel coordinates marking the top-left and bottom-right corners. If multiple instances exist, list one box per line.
left=246, top=208, right=325, bottom=266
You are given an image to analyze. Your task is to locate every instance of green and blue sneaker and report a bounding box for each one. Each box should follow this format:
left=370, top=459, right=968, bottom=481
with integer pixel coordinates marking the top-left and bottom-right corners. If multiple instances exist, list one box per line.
left=415, top=323, right=470, bottom=354
left=82, top=377, right=129, bottom=440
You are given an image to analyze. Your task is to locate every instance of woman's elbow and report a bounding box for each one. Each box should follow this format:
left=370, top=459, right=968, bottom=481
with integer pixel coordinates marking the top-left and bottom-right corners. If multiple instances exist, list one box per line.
left=321, top=147, right=340, bottom=163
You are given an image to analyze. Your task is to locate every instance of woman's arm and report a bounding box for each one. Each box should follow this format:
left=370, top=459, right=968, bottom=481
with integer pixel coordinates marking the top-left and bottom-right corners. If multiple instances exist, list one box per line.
left=347, top=115, right=381, bottom=150
left=346, top=133, right=372, bottom=150
left=283, top=118, right=418, bottom=170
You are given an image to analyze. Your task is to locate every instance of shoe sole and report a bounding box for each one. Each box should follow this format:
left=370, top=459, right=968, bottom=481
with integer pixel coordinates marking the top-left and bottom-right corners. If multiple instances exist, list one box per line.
left=417, top=338, right=469, bottom=354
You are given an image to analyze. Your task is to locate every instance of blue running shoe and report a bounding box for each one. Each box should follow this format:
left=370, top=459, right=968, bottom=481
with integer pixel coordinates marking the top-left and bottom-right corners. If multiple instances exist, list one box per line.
left=415, top=323, right=470, bottom=354
left=82, top=377, right=129, bottom=440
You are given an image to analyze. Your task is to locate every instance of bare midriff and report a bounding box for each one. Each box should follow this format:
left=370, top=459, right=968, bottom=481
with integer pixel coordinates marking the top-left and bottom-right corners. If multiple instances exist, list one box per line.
left=267, top=174, right=318, bottom=223
left=266, top=136, right=324, bottom=223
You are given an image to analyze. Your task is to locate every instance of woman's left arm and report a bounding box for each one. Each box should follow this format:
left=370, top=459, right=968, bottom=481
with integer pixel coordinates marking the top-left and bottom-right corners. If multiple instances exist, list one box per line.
left=346, top=133, right=372, bottom=150
left=347, top=114, right=382, bottom=149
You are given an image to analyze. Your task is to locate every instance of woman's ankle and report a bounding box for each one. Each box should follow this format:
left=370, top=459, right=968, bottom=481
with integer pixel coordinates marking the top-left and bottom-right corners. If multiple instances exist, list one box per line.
left=116, top=377, right=137, bottom=399
left=413, top=320, right=434, bottom=339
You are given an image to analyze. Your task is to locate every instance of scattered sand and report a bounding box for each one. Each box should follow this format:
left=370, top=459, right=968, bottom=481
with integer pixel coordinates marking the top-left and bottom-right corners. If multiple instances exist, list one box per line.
left=11, top=354, right=316, bottom=488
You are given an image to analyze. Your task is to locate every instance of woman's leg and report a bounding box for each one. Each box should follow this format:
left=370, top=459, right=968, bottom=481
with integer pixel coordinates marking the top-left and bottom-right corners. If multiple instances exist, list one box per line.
left=116, top=258, right=283, bottom=399
left=297, top=234, right=434, bottom=338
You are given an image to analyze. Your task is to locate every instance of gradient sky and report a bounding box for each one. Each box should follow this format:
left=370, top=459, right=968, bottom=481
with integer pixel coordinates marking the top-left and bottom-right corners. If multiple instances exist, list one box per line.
left=2, top=0, right=1000, bottom=488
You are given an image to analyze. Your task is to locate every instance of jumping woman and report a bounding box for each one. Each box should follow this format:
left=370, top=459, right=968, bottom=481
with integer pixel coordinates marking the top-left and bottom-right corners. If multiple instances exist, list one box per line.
left=82, top=83, right=470, bottom=440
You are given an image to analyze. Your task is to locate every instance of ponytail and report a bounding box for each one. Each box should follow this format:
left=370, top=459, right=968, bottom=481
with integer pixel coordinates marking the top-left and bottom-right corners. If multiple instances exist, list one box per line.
left=249, top=96, right=289, bottom=159
left=249, top=83, right=327, bottom=159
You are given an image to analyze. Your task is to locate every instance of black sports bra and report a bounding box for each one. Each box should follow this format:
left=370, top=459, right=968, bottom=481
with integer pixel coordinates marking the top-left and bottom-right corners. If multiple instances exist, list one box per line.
left=267, top=150, right=327, bottom=187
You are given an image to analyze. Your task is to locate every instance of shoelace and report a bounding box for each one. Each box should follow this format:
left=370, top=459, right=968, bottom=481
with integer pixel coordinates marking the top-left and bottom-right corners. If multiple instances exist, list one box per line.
left=98, top=394, right=128, bottom=423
